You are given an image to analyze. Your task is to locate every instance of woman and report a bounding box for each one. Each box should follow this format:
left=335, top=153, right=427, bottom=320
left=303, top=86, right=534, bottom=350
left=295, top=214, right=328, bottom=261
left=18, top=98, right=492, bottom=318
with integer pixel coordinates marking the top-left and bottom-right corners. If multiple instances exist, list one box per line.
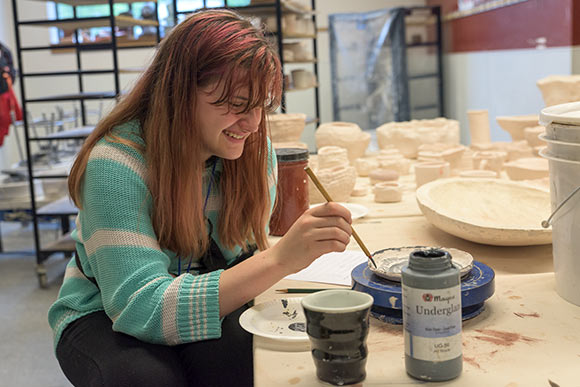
left=49, top=9, right=352, bottom=387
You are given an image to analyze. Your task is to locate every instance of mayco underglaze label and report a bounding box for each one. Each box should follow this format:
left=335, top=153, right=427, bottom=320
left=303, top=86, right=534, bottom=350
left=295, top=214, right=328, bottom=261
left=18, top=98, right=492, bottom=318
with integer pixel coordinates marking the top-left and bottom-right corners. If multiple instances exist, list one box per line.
left=402, top=284, right=462, bottom=362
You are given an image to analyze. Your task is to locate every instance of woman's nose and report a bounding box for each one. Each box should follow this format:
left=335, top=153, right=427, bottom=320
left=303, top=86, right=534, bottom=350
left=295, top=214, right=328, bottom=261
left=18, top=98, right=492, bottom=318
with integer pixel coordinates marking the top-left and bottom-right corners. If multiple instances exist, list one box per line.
left=239, top=108, right=262, bottom=132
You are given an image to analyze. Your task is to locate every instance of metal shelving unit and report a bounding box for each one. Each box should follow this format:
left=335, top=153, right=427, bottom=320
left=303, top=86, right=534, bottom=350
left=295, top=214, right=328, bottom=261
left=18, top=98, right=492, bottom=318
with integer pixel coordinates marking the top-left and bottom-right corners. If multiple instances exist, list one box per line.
left=10, top=0, right=160, bottom=287
left=172, top=0, right=320, bottom=124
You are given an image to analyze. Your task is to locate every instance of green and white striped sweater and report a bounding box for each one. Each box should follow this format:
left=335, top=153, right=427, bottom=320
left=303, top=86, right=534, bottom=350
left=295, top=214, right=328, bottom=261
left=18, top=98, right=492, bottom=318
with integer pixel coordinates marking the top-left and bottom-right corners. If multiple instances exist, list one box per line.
left=48, top=120, right=278, bottom=348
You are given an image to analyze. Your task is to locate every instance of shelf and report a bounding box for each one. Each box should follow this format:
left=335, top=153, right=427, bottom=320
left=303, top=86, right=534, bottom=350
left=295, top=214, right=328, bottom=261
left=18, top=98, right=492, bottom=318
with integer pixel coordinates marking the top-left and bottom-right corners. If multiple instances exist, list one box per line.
left=286, top=83, right=318, bottom=92
left=31, top=0, right=156, bottom=5
left=283, top=33, right=317, bottom=39
left=37, top=196, right=78, bottom=217
left=408, top=73, right=439, bottom=80
left=30, top=125, right=95, bottom=141
left=23, top=38, right=157, bottom=52
left=26, top=91, right=117, bottom=103
left=407, top=41, right=438, bottom=48
left=23, top=70, right=115, bottom=77
left=285, top=59, right=317, bottom=64
left=412, top=104, right=439, bottom=111
left=42, top=232, right=75, bottom=253
left=18, top=15, right=159, bottom=29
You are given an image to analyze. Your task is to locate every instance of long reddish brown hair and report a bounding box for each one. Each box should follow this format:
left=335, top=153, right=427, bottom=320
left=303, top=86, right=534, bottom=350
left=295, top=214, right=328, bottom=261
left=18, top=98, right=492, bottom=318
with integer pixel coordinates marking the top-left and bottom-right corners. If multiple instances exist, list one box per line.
left=68, top=9, right=282, bottom=258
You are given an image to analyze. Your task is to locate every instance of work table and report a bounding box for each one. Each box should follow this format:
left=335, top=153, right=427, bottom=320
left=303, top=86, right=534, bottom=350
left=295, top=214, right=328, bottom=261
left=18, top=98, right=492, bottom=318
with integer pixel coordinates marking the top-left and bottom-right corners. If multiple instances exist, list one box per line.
left=255, top=173, right=579, bottom=386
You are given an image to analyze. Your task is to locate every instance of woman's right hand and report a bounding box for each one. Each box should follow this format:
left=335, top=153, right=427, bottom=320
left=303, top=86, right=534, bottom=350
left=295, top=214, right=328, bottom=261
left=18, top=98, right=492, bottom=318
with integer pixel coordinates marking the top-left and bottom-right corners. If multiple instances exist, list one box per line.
left=269, top=202, right=353, bottom=275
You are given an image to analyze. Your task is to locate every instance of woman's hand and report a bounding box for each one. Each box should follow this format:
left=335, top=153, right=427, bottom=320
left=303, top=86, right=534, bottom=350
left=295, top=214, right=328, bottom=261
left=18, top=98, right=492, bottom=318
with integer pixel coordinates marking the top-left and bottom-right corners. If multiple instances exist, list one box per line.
left=269, top=202, right=353, bottom=275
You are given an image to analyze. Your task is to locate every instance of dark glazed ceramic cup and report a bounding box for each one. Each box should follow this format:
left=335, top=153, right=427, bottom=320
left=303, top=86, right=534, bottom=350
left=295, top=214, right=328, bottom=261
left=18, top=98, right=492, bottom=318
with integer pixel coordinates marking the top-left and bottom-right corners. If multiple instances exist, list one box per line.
left=301, top=289, right=374, bottom=386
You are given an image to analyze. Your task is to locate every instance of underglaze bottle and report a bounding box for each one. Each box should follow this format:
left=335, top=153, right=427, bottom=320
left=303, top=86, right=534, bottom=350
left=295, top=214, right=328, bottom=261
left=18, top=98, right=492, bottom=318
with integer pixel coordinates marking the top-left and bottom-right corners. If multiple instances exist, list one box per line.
left=401, top=248, right=462, bottom=381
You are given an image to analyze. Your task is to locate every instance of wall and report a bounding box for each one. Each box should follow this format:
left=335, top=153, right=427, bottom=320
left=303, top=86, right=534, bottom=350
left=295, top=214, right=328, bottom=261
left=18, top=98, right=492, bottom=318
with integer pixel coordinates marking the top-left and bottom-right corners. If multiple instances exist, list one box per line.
left=427, top=0, right=580, bottom=144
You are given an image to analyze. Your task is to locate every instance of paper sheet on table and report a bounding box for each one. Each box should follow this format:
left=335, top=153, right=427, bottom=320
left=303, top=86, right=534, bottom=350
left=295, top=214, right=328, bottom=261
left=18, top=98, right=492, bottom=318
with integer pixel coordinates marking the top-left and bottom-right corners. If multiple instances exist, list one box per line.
left=284, top=251, right=368, bottom=286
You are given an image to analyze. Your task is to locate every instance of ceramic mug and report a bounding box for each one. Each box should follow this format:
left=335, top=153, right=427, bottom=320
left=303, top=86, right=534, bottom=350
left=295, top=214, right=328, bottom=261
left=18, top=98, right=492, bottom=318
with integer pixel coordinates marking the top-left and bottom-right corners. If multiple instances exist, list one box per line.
left=301, top=289, right=374, bottom=386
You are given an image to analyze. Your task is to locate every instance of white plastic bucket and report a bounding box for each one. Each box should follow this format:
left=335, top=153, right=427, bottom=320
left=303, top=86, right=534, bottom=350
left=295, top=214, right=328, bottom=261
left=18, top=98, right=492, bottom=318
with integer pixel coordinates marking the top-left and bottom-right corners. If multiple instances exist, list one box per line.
left=539, top=148, right=580, bottom=306
left=544, top=122, right=580, bottom=143
left=539, top=134, right=580, bottom=162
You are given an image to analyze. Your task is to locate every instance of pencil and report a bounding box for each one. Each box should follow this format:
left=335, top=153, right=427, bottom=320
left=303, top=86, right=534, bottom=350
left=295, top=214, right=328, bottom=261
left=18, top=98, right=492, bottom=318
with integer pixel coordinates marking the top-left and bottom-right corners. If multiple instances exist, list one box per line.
left=276, top=288, right=342, bottom=294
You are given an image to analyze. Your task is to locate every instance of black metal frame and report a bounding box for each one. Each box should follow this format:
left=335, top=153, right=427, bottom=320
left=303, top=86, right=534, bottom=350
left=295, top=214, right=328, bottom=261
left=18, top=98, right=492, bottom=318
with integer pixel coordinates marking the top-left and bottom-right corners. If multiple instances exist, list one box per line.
left=10, top=0, right=161, bottom=287
left=171, top=0, right=320, bottom=118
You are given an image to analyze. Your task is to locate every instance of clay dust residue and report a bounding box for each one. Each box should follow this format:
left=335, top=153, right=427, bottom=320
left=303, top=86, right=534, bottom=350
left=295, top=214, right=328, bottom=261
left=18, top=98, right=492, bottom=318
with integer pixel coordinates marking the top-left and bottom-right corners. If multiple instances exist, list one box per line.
left=463, top=356, right=481, bottom=369
left=508, top=295, right=522, bottom=300
left=514, top=312, right=540, bottom=318
left=288, top=377, right=300, bottom=385
left=473, top=329, right=540, bottom=346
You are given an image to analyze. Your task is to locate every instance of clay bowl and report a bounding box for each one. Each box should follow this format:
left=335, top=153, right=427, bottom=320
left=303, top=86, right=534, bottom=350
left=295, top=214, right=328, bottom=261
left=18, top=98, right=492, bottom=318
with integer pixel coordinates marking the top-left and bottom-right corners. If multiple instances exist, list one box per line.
left=496, top=115, right=540, bottom=141
left=524, top=126, right=546, bottom=148
left=267, top=113, right=307, bottom=143
left=504, top=157, right=549, bottom=181
left=416, top=177, right=551, bottom=246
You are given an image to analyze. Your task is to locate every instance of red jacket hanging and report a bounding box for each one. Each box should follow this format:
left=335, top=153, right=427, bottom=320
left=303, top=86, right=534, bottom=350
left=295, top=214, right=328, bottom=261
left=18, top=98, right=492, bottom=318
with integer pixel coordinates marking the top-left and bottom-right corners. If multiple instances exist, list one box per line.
left=0, top=72, right=22, bottom=147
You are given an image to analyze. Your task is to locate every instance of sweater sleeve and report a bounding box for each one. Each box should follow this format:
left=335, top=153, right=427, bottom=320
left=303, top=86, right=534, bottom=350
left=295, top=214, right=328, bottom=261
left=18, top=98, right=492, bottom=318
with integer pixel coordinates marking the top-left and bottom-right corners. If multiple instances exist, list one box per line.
left=76, top=140, right=222, bottom=345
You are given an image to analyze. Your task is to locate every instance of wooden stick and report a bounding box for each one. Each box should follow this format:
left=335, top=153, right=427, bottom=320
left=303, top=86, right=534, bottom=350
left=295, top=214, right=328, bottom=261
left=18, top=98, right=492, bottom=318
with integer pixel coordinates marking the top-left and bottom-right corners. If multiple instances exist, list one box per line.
left=304, top=166, right=377, bottom=268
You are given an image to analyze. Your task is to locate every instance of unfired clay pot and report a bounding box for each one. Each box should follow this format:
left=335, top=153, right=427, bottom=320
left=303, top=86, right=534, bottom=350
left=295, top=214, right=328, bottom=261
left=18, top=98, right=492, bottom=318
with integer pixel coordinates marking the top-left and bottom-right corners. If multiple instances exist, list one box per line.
left=472, top=150, right=507, bottom=173
left=308, top=165, right=357, bottom=204
left=537, top=75, right=580, bottom=107
left=417, top=143, right=466, bottom=170
left=317, top=146, right=349, bottom=170
left=267, top=113, right=307, bottom=143
left=373, top=182, right=403, bottom=203
left=414, top=161, right=450, bottom=188
left=377, top=155, right=411, bottom=175
left=504, top=157, right=549, bottom=181
left=524, top=126, right=546, bottom=148
left=496, top=115, right=540, bottom=141
left=354, top=158, right=379, bottom=177
left=315, top=122, right=371, bottom=163
left=376, top=118, right=460, bottom=158
left=467, top=109, right=492, bottom=144
left=368, top=169, right=399, bottom=185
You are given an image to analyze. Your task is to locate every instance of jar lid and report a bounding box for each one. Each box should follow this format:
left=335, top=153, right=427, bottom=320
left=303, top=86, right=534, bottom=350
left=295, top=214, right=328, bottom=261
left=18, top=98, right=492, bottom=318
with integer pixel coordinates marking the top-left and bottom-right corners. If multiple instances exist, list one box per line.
left=539, top=101, right=580, bottom=126
left=275, top=148, right=309, bottom=162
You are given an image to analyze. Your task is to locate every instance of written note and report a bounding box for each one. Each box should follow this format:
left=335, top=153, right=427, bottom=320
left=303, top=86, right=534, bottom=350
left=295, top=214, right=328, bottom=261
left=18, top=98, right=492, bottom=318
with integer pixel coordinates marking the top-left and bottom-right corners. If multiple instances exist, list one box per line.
left=284, top=251, right=368, bottom=286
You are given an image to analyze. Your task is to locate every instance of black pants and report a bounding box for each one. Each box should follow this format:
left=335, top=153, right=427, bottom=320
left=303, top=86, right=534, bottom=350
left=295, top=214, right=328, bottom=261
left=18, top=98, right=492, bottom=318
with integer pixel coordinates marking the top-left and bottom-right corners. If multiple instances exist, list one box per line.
left=56, top=306, right=253, bottom=387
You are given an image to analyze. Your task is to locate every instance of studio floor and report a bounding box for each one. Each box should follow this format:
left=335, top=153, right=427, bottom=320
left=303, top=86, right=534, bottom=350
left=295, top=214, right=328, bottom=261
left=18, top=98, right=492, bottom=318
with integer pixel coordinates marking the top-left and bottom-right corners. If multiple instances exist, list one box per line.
left=0, top=221, right=72, bottom=387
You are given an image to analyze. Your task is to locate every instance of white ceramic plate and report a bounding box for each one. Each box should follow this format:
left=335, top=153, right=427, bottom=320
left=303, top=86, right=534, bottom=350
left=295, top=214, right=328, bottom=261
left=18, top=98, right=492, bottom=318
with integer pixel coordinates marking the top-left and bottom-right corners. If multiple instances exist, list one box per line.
left=309, top=202, right=369, bottom=220
left=369, top=246, right=474, bottom=282
left=239, top=298, right=308, bottom=342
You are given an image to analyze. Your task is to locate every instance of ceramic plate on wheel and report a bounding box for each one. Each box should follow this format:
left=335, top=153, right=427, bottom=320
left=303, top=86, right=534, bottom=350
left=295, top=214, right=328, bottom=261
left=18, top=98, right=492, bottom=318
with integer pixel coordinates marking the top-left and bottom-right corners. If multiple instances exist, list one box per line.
left=239, top=298, right=308, bottom=343
left=310, top=202, right=369, bottom=220
left=369, top=246, right=474, bottom=282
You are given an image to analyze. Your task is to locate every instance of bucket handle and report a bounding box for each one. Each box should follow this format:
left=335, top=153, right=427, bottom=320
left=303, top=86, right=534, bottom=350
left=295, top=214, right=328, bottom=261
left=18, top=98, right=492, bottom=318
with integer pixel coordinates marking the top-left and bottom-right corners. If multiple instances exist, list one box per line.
left=541, top=185, right=580, bottom=228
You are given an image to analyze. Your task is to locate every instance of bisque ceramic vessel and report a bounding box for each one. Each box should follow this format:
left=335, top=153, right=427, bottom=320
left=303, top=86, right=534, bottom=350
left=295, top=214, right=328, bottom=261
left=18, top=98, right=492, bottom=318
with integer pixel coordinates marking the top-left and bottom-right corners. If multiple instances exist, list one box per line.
left=377, top=155, right=411, bottom=175
left=504, top=157, right=549, bottom=181
left=316, top=122, right=371, bottom=163
left=524, top=126, right=546, bottom=148
left=267, top=113, right=307, bottom=143
left=368, top=168, right=399, bottom=185
left=467, top=109, right=492, bottom=144
left=537, top=75, right=580, bottom=107
left=373, top=182, right=403, bottom=203
left=414, top=161, right=450, bottom=188
left=317, top=146, right=349, bottom=170
left=472, top=150, right=507, bottom=173
left=496, top=115, right=540, bottom=141
left=354, top=157, right=379, bottom=177
left=417, top=143, right=466, bottom=170
left=376, top=118, right=460, bottom=158
left=308, top=165, right=357, bottom=204
left=416, top=177, right=551, bottom=246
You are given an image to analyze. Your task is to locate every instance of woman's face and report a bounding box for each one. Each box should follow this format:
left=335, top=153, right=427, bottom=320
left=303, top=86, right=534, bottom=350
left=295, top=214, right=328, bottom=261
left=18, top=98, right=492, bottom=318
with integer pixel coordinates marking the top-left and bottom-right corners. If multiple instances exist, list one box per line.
left=195, top=82, right=262, bottom=162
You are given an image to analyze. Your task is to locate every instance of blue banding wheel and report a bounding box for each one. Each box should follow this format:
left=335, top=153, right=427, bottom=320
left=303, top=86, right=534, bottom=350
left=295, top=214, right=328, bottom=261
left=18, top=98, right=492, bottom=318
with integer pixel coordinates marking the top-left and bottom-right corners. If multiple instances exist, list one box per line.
left=351, top=260, right=495, bottom=324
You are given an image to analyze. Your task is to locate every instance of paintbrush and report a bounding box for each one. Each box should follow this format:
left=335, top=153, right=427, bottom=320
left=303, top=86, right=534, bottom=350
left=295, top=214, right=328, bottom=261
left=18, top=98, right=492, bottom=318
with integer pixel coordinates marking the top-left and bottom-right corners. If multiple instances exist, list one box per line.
left=304, top=166, right=377, bottom=269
